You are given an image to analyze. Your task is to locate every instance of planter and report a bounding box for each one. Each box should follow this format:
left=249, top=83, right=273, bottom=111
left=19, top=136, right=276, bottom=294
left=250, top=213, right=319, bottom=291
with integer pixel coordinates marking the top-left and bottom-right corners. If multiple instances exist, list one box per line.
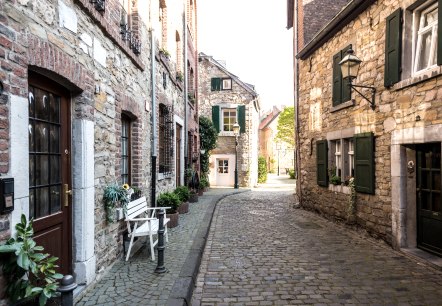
left=167, top=211, right=179, bottom=228
left=177, top=201, right=189, bottom=214
left=189, top=193, right=198, bottom=203
left=13, top=296, right=60, bottom=306
left=203, top=187, right=209, bottom=192
left=198, top=189, right=203, bottom=196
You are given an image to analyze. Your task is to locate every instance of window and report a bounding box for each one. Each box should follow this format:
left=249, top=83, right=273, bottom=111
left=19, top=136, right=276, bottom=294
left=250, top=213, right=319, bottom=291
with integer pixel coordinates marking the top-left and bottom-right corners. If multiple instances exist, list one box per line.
left=413, top=2, right=438, bottom=74
left=348, top=139, right=354, bottom=177
left=218, top=159, right=229, bottom=173
left=334, top=140, right=342, bottom=177
left=121, top=115, right=131, bottom=184
left=332, top=45, right=352, bottom=106
left=159, top=104, right=173, bottom=175
left=212, top=105, right=246, bottom=134
left=211, top=77, right=232, bottom=91
left=222, top=108, right=236, bottom=132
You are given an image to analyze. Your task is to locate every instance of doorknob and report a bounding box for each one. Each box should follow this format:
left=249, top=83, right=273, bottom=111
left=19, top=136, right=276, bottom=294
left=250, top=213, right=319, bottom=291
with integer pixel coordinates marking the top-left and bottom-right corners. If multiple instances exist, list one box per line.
left=63, top=184, right=72, bottom=207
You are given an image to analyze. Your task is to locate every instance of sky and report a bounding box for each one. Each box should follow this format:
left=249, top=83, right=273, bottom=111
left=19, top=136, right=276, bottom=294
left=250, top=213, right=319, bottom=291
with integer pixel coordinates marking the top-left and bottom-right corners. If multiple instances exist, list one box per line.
left=197, top=0, right=294, bottom=112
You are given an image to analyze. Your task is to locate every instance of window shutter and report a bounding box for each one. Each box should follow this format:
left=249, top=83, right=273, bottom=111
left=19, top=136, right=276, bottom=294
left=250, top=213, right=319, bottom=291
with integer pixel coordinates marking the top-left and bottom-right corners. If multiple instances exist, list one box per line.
left=237, top=105, right=246, bottom=134
left=384, top=8, right=402, bottom=87
left=332, top=52, right=342, bottom=106
left=212, top=105, right=220, bottom=133
left=316, top=140, right=328, bottom=187
left=211, top=78, right=221, bottom=91
left=354, top=132, right=375, bottom=194
left=341, top=45, right=352, bottom=102
left=438, top=0, right=442, bottom=65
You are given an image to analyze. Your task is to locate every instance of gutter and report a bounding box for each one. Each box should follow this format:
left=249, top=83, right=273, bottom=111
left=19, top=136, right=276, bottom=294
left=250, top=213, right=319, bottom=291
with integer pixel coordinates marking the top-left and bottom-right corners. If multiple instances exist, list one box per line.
left=297, top=0, right=376, bottom=60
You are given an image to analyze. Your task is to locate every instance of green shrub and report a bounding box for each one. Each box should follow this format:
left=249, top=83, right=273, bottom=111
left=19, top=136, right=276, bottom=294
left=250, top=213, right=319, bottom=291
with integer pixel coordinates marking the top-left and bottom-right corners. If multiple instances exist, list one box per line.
left=288, top=169, right=296, bottom=179
left=174, top=186, right=190, bottom=202
left=258, top=156, right=268, bottom=183
left=157, top=192, right=181, bottom=213
left=199, top=175, right=209, bottom=189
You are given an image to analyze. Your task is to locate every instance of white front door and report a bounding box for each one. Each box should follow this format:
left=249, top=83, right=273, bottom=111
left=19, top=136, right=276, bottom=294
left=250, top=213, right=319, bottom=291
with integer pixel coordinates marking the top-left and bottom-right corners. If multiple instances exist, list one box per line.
left=210, top=154, right=235, bottom=187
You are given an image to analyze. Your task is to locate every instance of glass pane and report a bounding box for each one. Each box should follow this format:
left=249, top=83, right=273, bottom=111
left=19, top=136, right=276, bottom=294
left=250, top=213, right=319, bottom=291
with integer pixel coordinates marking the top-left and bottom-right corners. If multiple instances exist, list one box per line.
left=432, top=148, right=441, bottom=168
left=424, top=8, right=437, bottom=26
left=29, top=155, right=35, bottom=187
left=29, top=189, right=35, bottom=219
left=49, top=95, right=60, bottom=123
left=431, top=30, right=438, bottom=66
left=433, top=171, right=441, bottom=191
left=28, top=90, right=35, bottom=117
left=417, top=31, right=432, bottom=71
left=50, top=156, right=60, bottom=184
left=421, top=191, right=430, bottom=210
left=433, top=193, right=441, bottom=212
left=35, top=122, right=49, bottom=153
left=28, top=123, right=34, bottom=152
left=49, top=125, right=60, bottom=153
left=50, top=185, right=61, bottom=214
left=34, top=89, right=49, bottom=121
left=36, top=187, right=49, bottom=218
left=36, top=155, right=49, bottom=185
left=421, top=170, right=430, bottom=188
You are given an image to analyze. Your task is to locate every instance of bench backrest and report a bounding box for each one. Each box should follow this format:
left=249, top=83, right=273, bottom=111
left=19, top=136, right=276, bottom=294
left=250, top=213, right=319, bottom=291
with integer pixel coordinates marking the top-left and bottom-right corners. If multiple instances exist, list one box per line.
left=126, top=196, right=148, bottom=219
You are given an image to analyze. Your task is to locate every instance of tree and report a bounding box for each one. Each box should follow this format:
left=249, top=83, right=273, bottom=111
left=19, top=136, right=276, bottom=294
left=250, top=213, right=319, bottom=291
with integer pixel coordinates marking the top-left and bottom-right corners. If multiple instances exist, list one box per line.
left=199, top=116, right=218, bottom=179
left=275, top=106, right=295, bottom=147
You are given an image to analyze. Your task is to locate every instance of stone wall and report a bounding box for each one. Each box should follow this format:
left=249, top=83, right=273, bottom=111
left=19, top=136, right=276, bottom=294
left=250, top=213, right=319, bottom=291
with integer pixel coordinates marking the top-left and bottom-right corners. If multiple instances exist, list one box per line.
left=198, top=55, right=259, bottom=187
left=297, top=0, right=442, bottom=244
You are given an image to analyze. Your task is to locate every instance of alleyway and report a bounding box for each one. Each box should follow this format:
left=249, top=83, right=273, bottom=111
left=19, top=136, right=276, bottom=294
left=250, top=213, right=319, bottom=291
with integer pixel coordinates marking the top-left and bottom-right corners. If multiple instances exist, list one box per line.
left=192, top=189, right=442, bottom=305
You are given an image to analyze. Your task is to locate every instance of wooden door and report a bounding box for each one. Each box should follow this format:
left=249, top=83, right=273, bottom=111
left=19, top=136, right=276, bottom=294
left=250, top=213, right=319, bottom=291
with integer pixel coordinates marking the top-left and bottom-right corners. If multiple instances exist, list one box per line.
left=176, top=124, right=182, bottom=186
left=28, top=72, right=72, bottom=274
left=416, top=143, right=442, bottom=257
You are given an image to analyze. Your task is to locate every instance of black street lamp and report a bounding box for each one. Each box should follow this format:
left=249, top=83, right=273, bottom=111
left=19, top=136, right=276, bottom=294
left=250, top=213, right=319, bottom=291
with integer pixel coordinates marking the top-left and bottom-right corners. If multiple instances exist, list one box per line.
left=233, top=122, right=240, bottom=189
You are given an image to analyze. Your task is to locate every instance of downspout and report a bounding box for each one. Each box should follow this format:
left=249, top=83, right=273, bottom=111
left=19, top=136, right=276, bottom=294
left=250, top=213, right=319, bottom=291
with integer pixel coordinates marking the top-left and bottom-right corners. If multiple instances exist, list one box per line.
left=183, top=3, right=188, bottom=181
left=294, top=0, right=302, bottom=205
left=150, top=23, right=157, bottom=207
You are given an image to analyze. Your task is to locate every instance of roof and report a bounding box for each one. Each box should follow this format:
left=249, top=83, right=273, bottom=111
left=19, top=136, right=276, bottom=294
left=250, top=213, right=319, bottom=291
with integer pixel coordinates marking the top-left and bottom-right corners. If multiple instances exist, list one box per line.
left=259, top=106, right=281, bottom=130
left=297, top=0, right=376, bottom=60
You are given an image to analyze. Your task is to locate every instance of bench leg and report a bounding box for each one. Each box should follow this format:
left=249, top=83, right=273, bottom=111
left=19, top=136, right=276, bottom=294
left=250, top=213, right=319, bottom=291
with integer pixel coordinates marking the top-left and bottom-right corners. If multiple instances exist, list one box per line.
left=126, top=233, right=135, bottom=261
left=165, top=226, right=169, bottom=243
left=149, top=233, right=155, bottom=261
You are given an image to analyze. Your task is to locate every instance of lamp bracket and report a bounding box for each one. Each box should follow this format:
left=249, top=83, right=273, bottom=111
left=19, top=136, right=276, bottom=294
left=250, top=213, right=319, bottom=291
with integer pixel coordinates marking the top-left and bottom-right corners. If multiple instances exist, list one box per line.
left=349, top=83, right=376, bottom=110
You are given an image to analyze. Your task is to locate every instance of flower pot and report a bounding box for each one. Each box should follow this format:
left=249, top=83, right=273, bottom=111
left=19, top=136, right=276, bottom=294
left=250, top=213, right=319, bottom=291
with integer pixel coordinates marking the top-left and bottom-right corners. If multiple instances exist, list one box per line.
left=177, top=201, right=189, bottom=214
left=167, top=211, right=179, bottom=228
left=13, top=296, right=60, bottom=306
left=189, top=193, right=198, bottom=203
left=198, top=189, right=203, bottom=196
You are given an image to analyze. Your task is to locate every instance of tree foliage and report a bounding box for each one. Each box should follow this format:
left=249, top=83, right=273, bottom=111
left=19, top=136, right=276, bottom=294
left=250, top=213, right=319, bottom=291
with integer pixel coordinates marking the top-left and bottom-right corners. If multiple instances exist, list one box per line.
left=258, top=156, right=268, bottom=183
left=199, top=116, right=218, bottom=176
left=275, top=106, right=295, bottom=147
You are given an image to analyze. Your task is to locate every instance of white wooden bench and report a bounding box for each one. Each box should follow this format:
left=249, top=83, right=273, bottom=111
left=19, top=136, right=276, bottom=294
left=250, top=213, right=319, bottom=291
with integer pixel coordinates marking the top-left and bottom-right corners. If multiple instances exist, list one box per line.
left=124, top=196, right=170, bottom=261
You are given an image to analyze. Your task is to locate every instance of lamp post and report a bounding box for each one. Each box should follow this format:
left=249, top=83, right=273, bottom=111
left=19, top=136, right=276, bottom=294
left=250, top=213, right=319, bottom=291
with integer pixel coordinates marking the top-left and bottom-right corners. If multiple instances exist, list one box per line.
left=338, top=47, right=376, bottom=110
left=276, top=142, right=281, bottom=176
left=233, top=122, right=240, bottom=189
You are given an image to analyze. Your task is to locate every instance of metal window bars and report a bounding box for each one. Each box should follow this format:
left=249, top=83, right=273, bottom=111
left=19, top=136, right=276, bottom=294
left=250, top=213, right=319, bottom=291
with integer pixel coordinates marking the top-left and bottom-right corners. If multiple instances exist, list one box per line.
left=90, top=0, right=105, bottom=12
left=119, top=5, right=142, bottom=55
left=159, top=105, right=174, bottom=175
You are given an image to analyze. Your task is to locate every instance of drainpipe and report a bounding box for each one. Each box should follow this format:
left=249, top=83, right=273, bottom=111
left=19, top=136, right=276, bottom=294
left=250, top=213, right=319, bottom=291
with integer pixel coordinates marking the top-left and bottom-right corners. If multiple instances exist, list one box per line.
left=150, top=26, right=157, bottom=207
left=294, top=0, right=302, bottom=204
left=183, top=4, right=189, bottom=182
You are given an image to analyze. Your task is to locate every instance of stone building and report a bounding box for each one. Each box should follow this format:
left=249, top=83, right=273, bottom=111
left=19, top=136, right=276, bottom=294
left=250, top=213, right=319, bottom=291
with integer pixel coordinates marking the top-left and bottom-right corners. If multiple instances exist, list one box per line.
left=289, top=0, right=442, bottom=259
left=0, top=0, right=197, bottom=303
left=198, top=53, right=260, bottom=188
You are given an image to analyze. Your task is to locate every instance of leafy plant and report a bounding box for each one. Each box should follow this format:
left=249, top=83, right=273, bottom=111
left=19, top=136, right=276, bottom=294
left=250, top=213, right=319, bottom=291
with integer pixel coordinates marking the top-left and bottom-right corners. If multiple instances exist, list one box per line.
left=258, top=156, right=267, bottom=183
left=159, top=47, right=170, bottom=57
left=186, top=168, right=200, bottom=192
left=199, top=116, right=218, bottom=180
left=157, top=192, right=181, bottom=214
left=0, top=214, right=63, bottom=305
left=174, top=186, right=190, bottom=202
left=330, top=175, right=341, bottom=185
left=199, top=175, right=209, bottom=189
left=275, top=106, right=295, bottom=147
left=347, top=177, right=356, bottom=221
left=288, top=169, right=296, bottom=179
left=176, top=71, right=184, bottom=82
left=103, top=184, right=130, bottom=222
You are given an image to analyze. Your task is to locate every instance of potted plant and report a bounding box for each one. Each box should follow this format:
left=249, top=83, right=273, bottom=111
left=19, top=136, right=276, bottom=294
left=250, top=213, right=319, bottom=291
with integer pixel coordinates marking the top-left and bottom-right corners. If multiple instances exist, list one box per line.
left=186, top=168, right=199, bottom=203
left=0, top=214, right=63, bottom=306
left=159, top=47, right=170, bottom=58
left=176, top=71, right=184, bottom=82
left=103, top=184, right=130, bottom=223
left=174, top=186, right=190, bottom=214
left=157, top=192, right=181, bottom=228
left=199, top=175, right=210, bottom=192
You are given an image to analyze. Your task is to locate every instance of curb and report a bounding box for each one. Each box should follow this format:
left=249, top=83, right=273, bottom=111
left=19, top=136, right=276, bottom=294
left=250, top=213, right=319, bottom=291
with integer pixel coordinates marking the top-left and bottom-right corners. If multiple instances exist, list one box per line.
left=167, top=189, right=249, bottom=306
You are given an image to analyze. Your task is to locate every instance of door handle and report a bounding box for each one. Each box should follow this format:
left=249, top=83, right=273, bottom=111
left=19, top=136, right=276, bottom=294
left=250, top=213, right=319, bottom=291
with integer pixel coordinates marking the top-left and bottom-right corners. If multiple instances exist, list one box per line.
left=63, top=184, right=72, bottom=207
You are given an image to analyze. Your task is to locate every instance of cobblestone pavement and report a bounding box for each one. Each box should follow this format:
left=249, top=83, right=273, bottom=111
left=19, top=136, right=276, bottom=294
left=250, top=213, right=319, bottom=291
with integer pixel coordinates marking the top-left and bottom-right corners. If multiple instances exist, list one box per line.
left=192, top=190, right=442, bottom=305
left=75, top=188, right=244, bottom=306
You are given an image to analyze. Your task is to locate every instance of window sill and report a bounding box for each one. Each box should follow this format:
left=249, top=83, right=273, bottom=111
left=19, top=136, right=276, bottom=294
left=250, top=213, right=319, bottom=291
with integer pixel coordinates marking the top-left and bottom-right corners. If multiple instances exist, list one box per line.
left=330, top=100, right=355, bottom=113
left=219, top=131, right=235, bottom=137
left=158, top=173, right=173, bottom=180
left=393, top=66, right=442, bottom=91
left=328, top=184, right=351, bottom=194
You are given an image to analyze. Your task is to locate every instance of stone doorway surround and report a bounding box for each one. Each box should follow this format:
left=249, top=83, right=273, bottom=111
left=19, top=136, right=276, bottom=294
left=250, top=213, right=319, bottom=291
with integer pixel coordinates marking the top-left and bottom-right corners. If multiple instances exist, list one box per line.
left=391, top=124, right=442, bottom=266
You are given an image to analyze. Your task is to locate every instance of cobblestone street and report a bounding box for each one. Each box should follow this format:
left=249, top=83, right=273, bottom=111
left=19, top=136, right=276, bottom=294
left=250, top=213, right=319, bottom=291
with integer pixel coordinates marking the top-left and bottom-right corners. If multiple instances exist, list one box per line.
left=192, top=189, right=442, bottom=305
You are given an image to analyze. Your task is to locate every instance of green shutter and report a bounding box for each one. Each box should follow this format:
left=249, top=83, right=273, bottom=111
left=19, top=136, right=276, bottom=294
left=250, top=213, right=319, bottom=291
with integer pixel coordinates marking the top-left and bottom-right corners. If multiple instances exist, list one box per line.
left=212, top=105, right=220, bottom=133
left=316, top=140, right=328, bottom=187
left=211, top=78, right=221, bottom=91
left=237, top=105, right=246, bottom=134
left=438, top=0, right=442, bottom=65
left=332, top=52, right=342, bottom=106
left=384, top=8, right=402, bottom=87
left=354, top=132, right=375, bottom=194
left=341, top=45, right=352, bottom=102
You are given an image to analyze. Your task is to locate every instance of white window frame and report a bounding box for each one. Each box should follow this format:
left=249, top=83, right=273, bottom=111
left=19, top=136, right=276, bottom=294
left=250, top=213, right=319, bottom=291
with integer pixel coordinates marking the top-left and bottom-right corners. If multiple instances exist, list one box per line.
left=348, top=139, right=354, bottom=178
left=217, top=159, right=229, bottom=174
left=222, top=78, right=232, bottom=90
left=335, top=140, right=342, bottom=177
left=222, top=108, right=237, bottom=132
left=412, top=1, right=438, bottom=75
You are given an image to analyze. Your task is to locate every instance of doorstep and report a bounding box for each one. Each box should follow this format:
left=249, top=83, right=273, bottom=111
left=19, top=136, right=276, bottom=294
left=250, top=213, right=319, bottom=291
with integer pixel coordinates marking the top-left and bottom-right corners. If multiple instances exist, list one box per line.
left=401, top=247, right=442, bottom=271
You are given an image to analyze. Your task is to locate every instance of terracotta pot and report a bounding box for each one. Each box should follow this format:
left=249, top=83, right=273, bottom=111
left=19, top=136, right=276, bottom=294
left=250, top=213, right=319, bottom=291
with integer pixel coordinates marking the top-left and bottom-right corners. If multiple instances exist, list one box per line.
left=177, top=201, right=189, bottom=214
left=167, top=211, right=179, bottom=228
left=189, top=193, right=198, bottom=203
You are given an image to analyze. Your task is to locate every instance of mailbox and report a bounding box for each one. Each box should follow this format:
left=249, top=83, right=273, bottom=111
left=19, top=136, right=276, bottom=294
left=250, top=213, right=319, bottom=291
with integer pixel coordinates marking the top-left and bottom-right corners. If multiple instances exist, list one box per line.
left=0, top=177, right=14, bottom=214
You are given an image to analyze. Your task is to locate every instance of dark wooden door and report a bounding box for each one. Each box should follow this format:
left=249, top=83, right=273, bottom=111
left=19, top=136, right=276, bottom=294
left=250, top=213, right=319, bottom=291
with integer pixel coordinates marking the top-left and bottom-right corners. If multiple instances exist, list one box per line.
left=416, top=143, right=442, bottom=256
left=28, top=72, right=72, bottom=274
left=176, top=124, right=182, bottom=186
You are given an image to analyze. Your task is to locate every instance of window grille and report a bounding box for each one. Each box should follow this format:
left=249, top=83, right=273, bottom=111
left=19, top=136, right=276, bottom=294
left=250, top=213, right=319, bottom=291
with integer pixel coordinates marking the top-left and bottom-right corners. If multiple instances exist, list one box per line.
left=159, top=104, right=174, bottom=175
